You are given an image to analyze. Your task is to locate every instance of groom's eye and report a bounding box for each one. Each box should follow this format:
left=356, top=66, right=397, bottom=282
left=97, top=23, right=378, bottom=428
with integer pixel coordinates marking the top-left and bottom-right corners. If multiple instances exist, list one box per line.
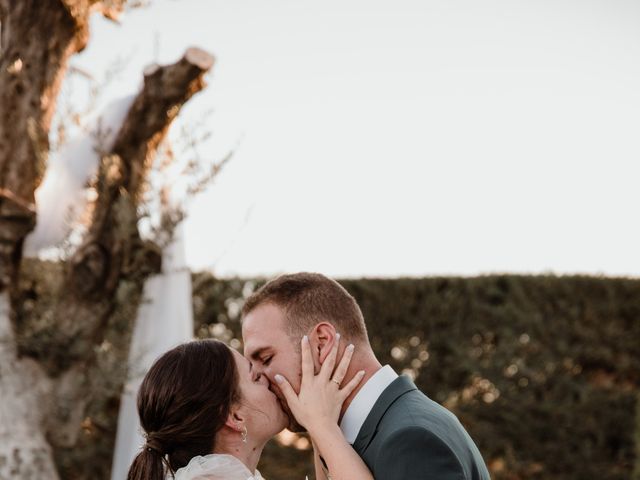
left=262, top=356, right=273, bottom=366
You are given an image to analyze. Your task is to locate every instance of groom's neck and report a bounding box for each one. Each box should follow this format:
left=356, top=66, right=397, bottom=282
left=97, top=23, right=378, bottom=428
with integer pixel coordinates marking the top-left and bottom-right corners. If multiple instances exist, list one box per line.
left=338, top=350, right=383, bottom=421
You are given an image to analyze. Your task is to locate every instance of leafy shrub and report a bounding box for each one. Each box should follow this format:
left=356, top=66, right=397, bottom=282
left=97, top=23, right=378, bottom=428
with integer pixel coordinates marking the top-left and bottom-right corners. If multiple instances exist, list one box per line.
left=192, top=274, right=640, bottom=480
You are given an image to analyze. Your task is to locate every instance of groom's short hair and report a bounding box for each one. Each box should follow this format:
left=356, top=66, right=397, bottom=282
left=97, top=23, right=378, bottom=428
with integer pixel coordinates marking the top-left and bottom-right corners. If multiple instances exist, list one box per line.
left=242, top=272, right=369, bottom=343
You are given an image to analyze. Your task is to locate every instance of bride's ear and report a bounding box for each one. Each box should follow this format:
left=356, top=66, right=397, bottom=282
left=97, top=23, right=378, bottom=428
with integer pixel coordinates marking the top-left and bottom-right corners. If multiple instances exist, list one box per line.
left=224, top=409, right=245, bottom=432
left=313, top=322, right=338, bottom=365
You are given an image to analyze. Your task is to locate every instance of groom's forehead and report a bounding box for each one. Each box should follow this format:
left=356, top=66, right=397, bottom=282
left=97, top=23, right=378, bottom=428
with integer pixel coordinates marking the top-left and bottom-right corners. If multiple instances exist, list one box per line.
left=242, top=303, right=287, bottom=335
left=242, top=304, right=290, bottom=353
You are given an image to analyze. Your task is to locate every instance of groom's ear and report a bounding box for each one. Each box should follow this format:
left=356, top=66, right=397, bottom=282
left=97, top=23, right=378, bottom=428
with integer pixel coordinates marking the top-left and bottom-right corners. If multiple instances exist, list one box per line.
left=313, top=322, right=338, bottom=365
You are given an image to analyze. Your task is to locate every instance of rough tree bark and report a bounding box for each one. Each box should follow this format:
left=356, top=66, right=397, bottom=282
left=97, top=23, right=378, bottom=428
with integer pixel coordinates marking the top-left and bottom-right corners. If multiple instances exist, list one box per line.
left=0, top=2, right=213, bottom=478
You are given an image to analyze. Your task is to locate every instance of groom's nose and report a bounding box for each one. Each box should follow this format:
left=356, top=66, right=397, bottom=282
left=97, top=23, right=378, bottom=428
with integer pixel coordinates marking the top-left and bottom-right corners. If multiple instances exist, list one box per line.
left=253, top=365, right=274, bottom=385
left=252, top=368, right=263, bottom=382
left=256, top=373, right=270, bottom=386
left=251, top=363, right=265, bottom=378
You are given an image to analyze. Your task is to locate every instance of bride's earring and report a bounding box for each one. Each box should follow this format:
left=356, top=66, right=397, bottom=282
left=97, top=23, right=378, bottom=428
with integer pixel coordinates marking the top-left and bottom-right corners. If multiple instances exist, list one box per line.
left=241, top=426, right=248, bottom=443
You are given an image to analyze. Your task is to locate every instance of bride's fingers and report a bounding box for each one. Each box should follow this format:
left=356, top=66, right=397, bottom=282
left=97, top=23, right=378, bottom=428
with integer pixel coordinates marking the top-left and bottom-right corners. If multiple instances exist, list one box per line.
left=339, top=370, right=366, bottom=400
left=319, top=333, right=340, bottom=380
left=331, top=343, right=355, bottom=385
left=274, top=373, right=297, bottom=407
left=300, top=335, right=315, bottom=385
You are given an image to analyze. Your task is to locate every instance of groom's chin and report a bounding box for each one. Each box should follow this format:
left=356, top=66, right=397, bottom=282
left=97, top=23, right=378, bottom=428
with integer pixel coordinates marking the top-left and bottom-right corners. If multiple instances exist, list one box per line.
left=280, top=402, right=305, bottom=433
left=271, top=386, right=305, bottom=432
left=286, top=416, right=306, bottom=433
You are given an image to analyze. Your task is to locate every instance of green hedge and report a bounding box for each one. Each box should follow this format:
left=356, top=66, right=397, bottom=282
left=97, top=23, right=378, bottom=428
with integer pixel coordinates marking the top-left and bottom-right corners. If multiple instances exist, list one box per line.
left=192, top=274, right=640, bottom=480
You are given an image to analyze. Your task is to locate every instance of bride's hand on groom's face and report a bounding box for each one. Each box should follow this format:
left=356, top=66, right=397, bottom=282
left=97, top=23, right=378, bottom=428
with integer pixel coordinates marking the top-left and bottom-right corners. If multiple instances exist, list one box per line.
left=274, top=334, right=365, bottom=434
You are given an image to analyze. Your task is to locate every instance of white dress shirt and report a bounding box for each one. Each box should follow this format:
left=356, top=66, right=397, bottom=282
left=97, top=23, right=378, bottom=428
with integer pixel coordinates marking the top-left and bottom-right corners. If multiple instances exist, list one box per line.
left=339, top=365, right=399, bottom=444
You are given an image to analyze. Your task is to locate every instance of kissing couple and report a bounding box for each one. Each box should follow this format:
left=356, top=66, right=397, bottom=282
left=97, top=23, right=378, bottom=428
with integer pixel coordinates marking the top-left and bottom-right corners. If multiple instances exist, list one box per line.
left=128, top=273, right=491, bottom=480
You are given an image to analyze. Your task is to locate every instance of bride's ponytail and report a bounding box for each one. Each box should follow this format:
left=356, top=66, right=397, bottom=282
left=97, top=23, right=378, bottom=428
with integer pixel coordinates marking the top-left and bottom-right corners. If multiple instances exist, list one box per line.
left=126, top=447, right=166, bottom=480
left=126, top=340, right=240, bottom=478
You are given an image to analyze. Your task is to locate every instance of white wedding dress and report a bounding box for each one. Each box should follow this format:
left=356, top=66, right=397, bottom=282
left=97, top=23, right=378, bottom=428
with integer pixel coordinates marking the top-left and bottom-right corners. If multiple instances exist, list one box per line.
left=172, top=454, right=265, bottom=480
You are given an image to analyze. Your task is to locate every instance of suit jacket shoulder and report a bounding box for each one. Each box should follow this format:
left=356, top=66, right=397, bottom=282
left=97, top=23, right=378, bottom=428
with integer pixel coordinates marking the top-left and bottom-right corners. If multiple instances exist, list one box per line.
left=353, top=376, right=491, bottom=480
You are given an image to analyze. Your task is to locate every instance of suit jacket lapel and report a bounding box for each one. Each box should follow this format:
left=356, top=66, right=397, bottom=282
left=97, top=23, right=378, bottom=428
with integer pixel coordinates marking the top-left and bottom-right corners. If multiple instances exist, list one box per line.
left=352, top=375, right=417, bottom=455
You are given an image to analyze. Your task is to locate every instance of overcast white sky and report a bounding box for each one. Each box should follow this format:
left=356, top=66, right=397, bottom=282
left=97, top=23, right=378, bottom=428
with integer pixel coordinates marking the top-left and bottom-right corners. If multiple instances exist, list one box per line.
left=71, top=0, right=640, bottom=278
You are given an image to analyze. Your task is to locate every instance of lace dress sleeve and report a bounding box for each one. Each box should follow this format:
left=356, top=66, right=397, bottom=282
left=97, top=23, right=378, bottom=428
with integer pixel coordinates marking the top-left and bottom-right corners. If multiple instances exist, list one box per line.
left=173, top=454, right=265, bottom=480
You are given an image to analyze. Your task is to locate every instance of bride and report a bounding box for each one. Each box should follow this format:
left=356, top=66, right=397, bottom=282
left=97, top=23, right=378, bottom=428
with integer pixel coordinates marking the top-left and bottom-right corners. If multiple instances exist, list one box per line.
left=127, top=335, right=373, bottom=480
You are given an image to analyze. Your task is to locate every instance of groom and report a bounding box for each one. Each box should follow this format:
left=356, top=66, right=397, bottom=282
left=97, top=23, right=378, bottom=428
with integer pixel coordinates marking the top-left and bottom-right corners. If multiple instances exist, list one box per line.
left=242, top=272, right=490, bottom=480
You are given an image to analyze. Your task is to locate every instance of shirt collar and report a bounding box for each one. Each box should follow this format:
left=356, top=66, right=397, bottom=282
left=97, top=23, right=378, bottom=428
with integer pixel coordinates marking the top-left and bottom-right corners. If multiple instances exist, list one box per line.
left=339, top=365, right=398, bottom=444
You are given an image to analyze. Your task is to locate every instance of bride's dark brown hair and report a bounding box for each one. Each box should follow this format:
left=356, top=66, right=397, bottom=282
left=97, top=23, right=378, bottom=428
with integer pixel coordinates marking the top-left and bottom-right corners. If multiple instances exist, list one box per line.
left=127, top=339, right=240, bottom=480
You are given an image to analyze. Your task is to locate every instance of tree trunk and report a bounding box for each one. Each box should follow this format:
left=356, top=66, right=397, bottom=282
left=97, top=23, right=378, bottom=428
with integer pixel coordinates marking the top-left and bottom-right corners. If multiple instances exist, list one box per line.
left=0, top=292, right=59, bottom=479
left=0, top=0, right=89, bottom=287
left=0, top=1, right=214, bottom=477
left=0, top=2, right=90, bottom=477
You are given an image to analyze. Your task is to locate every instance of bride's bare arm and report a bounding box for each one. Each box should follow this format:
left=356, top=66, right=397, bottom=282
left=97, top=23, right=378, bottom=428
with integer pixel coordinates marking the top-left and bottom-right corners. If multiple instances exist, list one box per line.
left=275, top=336, right=373, bottom=480
left=309, top=424, right=372, bottom=480
left=312, top=441, right=328, bottom=480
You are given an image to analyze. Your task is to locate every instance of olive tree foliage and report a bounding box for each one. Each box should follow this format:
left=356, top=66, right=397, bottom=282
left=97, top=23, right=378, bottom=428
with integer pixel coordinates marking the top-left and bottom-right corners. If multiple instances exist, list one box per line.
left=0, top=1, right=217, bottom=478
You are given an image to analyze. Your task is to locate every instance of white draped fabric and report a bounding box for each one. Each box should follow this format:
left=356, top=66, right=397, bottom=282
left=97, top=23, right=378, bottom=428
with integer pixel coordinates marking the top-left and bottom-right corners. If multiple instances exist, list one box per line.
left=23, top=96, right=135, bottom=256
left=110, top=228, right=194, bottom=480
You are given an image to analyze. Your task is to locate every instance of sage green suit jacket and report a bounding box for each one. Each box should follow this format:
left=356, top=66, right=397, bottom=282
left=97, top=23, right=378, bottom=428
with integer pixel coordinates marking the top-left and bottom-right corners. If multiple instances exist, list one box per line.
left=352, top=375, right=490, bottom=480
